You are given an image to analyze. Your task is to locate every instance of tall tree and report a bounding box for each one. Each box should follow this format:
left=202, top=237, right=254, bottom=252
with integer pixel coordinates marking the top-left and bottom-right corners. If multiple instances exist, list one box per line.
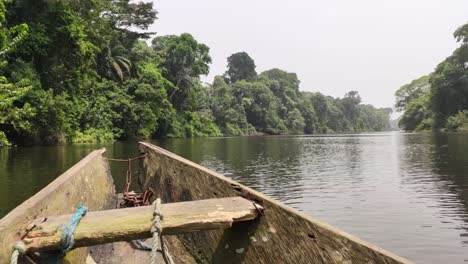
left=260, top=69, right=305, bottom=132
left=430, top=22, right=468, bottom=129
left=231, top=80, right=286, bottom=134
left=110, top=0, right=157, bottom=30
left=341, top=91, right=361, bottom=130
left=224, top=52, right=256, bottom=83
left=307, top=92, right=329, bottom=133
left=394, top=76, right=430, bottom=111
left=399, top=93, right=431, bottom=131
left=152, top=33, right=211, bottom=108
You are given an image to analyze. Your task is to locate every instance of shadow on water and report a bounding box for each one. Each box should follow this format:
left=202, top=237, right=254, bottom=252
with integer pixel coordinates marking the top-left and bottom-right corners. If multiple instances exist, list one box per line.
left=398, top=133, right=468, bottom=224
left=0, top=144, right=104, bottom=216
left=396, top=133, right=468, bottom=263
left=0, top=141, right=140, bottom=217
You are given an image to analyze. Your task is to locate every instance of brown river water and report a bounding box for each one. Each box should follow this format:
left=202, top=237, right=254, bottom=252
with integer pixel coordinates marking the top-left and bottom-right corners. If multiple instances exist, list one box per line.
left=1, top=132, right=468, bottom=263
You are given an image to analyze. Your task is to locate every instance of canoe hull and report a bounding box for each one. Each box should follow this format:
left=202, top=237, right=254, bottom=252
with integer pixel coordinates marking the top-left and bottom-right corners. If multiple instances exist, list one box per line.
left=0, top=147, right=193, bottom=264
left=0, top=143, right=413, bottom=263
left=0, top=149, right=115, bottom=263
left=139, top=142, right=412, bottom=264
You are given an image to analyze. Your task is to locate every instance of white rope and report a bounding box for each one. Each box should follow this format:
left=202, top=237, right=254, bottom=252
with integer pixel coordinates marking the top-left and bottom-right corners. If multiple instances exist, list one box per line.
left=149, top=198, right=174, bottom=264
left=150, top=198, right=162, bottom=264
left=160, top=238, right=175, bottom=264
left=10, top=242, right=26, bottom=264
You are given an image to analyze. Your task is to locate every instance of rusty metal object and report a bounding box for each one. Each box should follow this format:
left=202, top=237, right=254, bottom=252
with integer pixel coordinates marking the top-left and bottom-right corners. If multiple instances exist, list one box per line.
left=106, top=154, right=153, bottom=207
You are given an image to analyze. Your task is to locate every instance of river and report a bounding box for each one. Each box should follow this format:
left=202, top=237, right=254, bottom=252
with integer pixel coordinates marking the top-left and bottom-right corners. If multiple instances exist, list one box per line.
left=1, top=132, right=467, bottom=263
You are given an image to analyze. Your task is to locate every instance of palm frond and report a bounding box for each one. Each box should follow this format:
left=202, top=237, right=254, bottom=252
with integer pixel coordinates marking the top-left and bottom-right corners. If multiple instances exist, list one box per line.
left=112, top=61, right=124, bottom=81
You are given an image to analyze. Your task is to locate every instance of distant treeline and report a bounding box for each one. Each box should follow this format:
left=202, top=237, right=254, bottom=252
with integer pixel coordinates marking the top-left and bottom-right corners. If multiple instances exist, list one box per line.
left=0, top=0, right=391, bottom=147
left=396, top=22, right=468, bottom=132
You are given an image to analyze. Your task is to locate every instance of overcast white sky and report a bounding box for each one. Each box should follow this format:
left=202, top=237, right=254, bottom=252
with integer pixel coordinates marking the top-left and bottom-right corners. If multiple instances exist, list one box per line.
left=148, top=0, right=468, bottom=108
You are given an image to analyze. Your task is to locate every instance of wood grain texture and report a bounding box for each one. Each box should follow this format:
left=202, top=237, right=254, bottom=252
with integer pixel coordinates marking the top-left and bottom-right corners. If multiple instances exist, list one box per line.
left=139, top=141, right=413, bottom=264
left=0, top=149, right=115, bottom=264
left=23, top=197, right=261, bottom=251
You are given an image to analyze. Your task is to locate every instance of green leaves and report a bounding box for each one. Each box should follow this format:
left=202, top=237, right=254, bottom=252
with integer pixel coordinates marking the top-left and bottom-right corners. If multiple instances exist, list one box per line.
left=430, top=48, right=468, bottom=129
left=0, top=23, right=28, bottom=58
left=395, top=22, right=468, bottom=132
left=153, top=33, right=211, bottom=110
left=394, top=76, right=430, bottom=112
left=0, top=0, right=29, bottom=59
left=0, top=76, right=33, bottom=136
left=224, top=52, right=257, bottom=83
left=454, top=23, right=468, bottom=43
left=0, top=0, right=393, bottom=147
left=0, top=1, right=32, bottom=144
left=111, top=0, right=157, bottom=31
left=399, top=93, right=431, bottom=131
left=109, top=45, right=133, bottom=81
left=446, top=110, right=468, bottom=132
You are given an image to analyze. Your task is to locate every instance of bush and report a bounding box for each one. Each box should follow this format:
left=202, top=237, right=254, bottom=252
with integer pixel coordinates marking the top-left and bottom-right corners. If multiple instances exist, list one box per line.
left=415, top=118, right=433, bottom=132
left=0, top=131, right=10, bottom=147
left=446, top=111, right=468, bottom=132
left=179, top=111, right=221, bottom=137
left=71, top=128, right=114, bottom=143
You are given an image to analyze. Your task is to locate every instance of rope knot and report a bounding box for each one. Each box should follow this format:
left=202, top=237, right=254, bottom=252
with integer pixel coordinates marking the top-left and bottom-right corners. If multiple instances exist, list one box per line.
left=151, top=221, right=163, bottom=234
left=60, top=205, right=88, bottom=254
left=12, top=241, right=26, bottom=255
left=151, top=198, right=163, bottom=234
left=10, top=241, right=26, bottom=264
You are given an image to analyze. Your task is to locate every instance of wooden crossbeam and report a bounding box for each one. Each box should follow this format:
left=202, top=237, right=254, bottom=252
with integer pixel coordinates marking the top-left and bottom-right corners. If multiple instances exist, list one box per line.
left=21, top=197, right=262, bottom=252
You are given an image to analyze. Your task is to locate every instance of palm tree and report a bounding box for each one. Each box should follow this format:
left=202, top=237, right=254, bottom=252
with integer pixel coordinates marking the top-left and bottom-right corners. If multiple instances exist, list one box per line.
left=105, top=43, right=132, bottom=82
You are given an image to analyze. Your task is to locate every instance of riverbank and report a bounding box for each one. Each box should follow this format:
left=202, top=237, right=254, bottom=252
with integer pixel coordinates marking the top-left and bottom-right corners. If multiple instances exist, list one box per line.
left=0, top=128, right=400, bottom=148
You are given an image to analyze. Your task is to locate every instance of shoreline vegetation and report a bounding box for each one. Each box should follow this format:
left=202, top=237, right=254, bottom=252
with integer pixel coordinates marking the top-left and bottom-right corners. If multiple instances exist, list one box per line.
left=0, top=1, right=393, bottom=148
left=396, top=23, right=468, bottom=133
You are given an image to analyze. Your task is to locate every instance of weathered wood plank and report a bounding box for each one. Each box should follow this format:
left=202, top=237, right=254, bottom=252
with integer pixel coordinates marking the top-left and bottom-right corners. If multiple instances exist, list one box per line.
left=0, top=149, right=116, bottom=264
left=23, top=197, right=261, bottom=252
left=139, top=141, right=413, bottom=264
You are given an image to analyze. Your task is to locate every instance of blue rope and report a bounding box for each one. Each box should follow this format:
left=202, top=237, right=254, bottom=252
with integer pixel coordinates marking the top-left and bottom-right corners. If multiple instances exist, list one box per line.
left=46, top=205, right=88, bottom=263
left=60, top=205, right=88, bottom=254
left=9, top=206, right=88, bottom=264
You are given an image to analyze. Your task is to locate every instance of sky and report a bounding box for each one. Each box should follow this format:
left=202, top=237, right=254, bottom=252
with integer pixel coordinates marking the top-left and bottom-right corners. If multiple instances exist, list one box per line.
left=148, top=0, right=468, bottom=108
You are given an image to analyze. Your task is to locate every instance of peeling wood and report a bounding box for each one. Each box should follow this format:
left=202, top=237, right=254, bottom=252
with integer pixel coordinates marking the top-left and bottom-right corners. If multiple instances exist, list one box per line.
left=23, top=197, right=261, bottom=252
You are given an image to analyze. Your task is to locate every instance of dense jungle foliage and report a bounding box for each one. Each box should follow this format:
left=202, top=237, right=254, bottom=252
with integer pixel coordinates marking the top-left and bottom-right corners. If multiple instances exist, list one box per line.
left=396, top=22, right=468, bottom=132
left=0, top=0, right=391, bottom=147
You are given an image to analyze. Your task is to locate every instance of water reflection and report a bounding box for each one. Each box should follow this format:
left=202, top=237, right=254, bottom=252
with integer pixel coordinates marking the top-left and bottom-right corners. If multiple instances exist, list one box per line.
left=395, top=133, right=468, bottom=263
left=154, top=137, right=307, bottom=203
left=0, top=142, right=139, bottom=217
left=1, top=133, right=468, bottom=263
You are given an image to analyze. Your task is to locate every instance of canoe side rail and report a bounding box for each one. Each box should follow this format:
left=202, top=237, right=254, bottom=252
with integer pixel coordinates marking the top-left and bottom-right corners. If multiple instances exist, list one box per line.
left=19, top=197, right=262, bottom=253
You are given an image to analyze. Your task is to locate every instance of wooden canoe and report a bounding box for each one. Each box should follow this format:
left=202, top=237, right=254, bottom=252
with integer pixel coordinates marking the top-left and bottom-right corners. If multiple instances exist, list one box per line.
left=0, top=148, right=192, bottom=263
left=0, top=142, right=413, bottom=264
left=0, top=148, right=116, bottom=263
left=139, top=142, right=412, bottom=264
